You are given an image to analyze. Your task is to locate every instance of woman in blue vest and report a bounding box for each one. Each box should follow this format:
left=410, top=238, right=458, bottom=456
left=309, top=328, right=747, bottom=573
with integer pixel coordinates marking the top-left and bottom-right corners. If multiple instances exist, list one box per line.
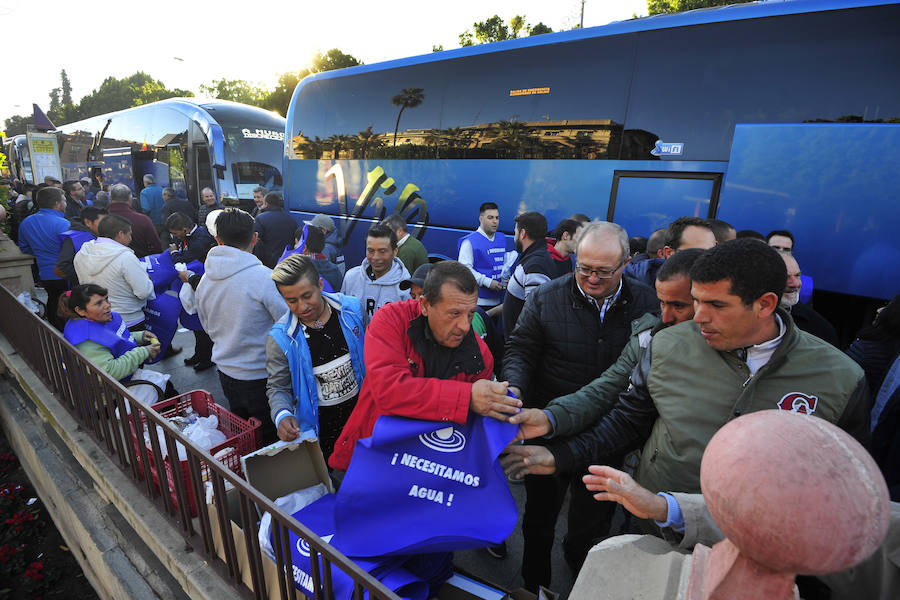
left=60, top=284, right=162, bottom=382
left=265, top=254, right=365, bottom=462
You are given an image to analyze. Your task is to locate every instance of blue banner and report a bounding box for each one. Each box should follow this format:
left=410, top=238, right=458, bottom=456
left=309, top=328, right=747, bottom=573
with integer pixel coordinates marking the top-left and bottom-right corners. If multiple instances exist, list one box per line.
left=286, top=494, right=428, bottom=600
left=334, top=414, right=518, bottom=556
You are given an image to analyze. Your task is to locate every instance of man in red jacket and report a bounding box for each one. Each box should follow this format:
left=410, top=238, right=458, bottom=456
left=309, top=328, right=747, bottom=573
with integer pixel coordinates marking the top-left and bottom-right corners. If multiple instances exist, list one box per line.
left=329, top=260, right=521, bottom=472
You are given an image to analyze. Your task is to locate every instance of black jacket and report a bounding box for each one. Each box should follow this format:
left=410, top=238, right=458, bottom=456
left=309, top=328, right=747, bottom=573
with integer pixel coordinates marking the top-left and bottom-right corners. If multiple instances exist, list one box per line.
left=312, top=256, right=344, bottom=292
left=161, top=198, right=198, bottom=226
left=171, top=225, right=216, bottom=264
left=501, top=274, right=659, bottom=409
left=790, top=302, right=839, bottom=347
left=502, top=241, right=555, bottom=340
left=254, top=207, right=299, bottom=268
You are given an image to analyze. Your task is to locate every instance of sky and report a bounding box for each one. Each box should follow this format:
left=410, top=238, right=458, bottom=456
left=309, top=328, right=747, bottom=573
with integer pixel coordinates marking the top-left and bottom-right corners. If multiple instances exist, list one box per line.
left=0, top=0, right=647, bottom=126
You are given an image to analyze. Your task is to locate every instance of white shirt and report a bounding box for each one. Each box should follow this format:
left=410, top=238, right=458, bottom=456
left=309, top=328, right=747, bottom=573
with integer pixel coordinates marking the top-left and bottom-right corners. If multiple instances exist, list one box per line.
left=397, top=232, right=410, bottom=247
left=745, top=314, right=786, bottom=376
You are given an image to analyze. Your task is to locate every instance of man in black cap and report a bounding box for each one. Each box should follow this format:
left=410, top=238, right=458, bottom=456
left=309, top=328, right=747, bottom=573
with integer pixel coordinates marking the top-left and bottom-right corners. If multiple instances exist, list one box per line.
left=306, top=214, right=345, bottom=274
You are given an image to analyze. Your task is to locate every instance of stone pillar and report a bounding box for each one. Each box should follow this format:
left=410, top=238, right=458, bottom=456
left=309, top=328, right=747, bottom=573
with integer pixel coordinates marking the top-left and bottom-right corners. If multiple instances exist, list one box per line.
left=688, top=410, right=890, bottom=600
left=0, top=231, right=35, bottom=296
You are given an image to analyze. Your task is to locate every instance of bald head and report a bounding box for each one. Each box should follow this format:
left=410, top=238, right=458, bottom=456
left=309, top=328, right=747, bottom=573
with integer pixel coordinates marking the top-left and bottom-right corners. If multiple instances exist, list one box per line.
left=576, top=221, right=629, bottom=261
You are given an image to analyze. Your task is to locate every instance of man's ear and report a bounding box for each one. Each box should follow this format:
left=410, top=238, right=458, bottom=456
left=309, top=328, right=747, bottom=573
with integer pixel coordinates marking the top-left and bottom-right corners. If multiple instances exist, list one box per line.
left=756, top=291, right=780, bottom=318
left=215, top=235, right=225, bottom=246
left=663, top=246, right=675, bottom=259
left=418, top=294, right=429, bottom=316
left=250, top=232, right=259, bottom=249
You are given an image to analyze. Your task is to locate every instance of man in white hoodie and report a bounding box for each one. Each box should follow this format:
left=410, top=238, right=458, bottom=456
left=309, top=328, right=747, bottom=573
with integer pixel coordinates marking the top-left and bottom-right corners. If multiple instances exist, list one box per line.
left=197, top=209, right=286, bottom=444
left=74, top=215, right=154, bottom=328
left=340, top=223, right=411, bottom=328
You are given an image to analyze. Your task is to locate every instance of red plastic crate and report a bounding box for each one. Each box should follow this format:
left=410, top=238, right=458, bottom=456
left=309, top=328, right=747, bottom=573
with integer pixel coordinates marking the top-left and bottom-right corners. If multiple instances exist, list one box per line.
left=131, top=390, right=261, bottom=515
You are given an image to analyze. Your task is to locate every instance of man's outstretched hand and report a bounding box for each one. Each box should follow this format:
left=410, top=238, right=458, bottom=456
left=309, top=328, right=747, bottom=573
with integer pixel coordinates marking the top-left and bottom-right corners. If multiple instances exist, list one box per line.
left=470, top=379, right=521, bottom=421
left=500, top=444, right=557, bottom=479
left=583, top=465, right=668, bottom=522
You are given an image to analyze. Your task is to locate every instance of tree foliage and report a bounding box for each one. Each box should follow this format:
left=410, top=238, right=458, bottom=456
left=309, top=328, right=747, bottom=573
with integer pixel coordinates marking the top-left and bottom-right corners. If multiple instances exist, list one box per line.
left=48, top=69, right=75, bottom=124
left=2, top=48, right=361, bottom=134
left=647, top=0, right=753, bottom=15
left=264, top=48, right=362, bottom=116
left=459, top=15, right=553, bottom=46
left=76, top=72, right=192, bottom=121
left=3, top=114, right=34, bottom=137
left=200, top=78, right=268, bottom=107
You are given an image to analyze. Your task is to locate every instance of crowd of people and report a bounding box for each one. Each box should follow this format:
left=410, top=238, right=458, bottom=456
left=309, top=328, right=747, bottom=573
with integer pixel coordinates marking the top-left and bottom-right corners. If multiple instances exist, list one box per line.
left=5, top=174, right=900, bottom=596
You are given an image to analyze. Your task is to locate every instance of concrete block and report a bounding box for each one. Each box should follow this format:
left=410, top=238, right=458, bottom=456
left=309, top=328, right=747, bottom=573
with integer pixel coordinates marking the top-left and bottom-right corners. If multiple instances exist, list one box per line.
left=570, top=535, right=692, bottom=600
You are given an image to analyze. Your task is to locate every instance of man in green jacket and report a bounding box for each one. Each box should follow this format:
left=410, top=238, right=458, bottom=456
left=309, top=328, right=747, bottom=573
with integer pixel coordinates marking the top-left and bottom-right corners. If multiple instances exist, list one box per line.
left=510, top=248, right=706, bottom=440
left=382, top=214, right=428, bottom=277
left=502, top=239, right=870, bottom=496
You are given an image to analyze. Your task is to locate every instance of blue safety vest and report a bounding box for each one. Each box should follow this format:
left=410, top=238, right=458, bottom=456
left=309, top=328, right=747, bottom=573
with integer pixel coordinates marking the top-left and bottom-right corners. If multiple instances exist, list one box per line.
left=64, top=312, right=138, bottom=360
left=458, top=231, right=506, bottom=302
left=58, top=229, right=95, bottom=254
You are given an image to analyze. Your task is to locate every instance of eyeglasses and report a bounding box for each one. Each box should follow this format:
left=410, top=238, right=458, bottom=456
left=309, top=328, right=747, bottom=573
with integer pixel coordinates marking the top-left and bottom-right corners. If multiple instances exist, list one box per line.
left=575, top=261, right=624, bottom=279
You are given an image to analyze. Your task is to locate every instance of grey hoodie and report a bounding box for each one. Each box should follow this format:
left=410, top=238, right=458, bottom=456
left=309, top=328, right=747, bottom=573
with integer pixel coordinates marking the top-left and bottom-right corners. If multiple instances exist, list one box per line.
left=74, top=238, right=154, bottom=325
left=196, top=245, right=287, bottom=380
left=340, top=257, right=410, bottom=327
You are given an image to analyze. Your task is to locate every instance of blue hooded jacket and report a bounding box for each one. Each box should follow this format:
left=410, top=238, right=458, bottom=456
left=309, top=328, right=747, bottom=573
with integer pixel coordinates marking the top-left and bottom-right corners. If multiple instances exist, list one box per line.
left=268, top=292, right=365, bottom=435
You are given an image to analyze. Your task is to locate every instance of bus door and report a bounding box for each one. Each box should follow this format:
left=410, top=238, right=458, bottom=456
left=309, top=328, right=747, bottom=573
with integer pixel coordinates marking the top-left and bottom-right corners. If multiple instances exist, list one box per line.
left=607, top=170, right=723, bottom=237
left=188, top=123, right=214, bottom=204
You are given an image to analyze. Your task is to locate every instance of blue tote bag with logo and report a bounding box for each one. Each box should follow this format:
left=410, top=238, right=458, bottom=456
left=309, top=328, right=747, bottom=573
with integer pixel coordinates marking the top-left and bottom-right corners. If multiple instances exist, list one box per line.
left=334, top=414, right=518, bottom=557
left=142, top=291, right=181, bottom=364
left=284, top=494, right=428, bottom=600
left=140, top=251, right=178, bottom=293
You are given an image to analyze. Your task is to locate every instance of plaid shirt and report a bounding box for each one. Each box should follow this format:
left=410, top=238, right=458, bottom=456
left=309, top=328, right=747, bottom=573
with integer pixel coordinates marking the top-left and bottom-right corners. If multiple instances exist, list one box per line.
left=576, top=278, right=623, bottom=323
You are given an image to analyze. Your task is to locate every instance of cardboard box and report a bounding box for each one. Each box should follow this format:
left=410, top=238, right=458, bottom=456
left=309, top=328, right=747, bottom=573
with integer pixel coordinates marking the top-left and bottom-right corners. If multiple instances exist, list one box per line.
left=205, top=440, right=333, bottom=600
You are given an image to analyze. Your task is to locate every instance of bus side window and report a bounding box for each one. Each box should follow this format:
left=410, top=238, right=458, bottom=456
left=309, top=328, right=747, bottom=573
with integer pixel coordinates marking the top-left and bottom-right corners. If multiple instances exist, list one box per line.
left=166, top=145, right=187, bottom=199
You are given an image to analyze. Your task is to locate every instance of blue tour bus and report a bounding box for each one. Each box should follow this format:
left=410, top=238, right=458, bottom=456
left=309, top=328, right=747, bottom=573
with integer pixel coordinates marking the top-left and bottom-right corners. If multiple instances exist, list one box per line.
left=52, top=98, right=285, bottom=209
left=283, top=0, right=898, bottom=334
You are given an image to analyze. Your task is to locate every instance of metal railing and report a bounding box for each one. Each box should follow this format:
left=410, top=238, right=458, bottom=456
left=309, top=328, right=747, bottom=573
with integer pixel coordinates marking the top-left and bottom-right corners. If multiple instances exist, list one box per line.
left=0, top=282, right=398, bottom=600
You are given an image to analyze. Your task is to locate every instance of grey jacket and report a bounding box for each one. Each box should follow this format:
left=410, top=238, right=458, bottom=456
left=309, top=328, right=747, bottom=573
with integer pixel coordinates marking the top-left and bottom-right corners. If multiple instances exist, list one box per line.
left=340, top=257, right=410, bottom=327
left=196, top=245, right=287, bottom=380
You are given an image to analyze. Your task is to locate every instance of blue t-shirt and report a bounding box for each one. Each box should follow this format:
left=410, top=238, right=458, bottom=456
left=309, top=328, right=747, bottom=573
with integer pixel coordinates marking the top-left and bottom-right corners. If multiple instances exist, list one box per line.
left=18, top=208, right=70, bottom=280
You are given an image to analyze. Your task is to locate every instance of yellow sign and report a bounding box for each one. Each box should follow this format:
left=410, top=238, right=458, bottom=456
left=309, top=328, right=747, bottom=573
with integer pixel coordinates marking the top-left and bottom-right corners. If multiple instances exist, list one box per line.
left=31, top=139, right=56, bottom=153
left=509, top=87, right=550, bottom=97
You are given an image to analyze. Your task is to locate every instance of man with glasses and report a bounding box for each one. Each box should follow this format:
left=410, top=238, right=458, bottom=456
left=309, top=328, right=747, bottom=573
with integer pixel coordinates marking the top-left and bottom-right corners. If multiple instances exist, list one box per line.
left=503, top=239, right=868, bottom=542
left=501, top=221, right=658, bottom=591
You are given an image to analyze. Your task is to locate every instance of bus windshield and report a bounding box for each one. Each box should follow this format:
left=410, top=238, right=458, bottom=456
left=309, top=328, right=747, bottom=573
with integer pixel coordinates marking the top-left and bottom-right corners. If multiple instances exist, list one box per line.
left=205, top=104, right=285, bottom=198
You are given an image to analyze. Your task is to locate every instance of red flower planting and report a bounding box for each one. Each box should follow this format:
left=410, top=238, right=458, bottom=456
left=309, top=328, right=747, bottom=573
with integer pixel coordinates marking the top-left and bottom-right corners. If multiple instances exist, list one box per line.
left=24, top=560, right=44, bottom=580
left=0, top=543, right=18, bottom=563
